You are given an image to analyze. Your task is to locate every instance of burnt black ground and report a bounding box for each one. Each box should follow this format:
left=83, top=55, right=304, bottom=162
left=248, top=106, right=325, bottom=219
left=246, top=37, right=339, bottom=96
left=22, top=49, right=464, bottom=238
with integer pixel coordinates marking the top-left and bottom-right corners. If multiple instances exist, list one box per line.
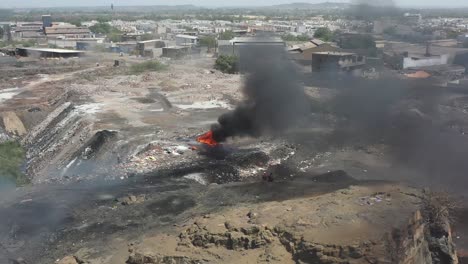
left=0, top=169, right=356, bottom=264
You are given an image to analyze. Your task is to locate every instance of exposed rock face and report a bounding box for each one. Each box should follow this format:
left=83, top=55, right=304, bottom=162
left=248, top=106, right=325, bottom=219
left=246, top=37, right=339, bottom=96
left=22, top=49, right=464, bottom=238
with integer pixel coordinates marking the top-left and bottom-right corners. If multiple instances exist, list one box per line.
left=124, top=183, right=459, bottom=264
left=22, top=102, right=92, bottom=179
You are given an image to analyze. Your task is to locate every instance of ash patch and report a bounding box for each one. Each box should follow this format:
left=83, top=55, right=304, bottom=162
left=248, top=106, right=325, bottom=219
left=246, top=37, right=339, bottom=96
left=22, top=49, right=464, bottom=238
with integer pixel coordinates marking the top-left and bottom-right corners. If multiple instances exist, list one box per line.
left=131, top=97, right=156, bottom=104
left=146, top=195, right=196, bottom=216
left=168, top=163, right=240, bottom=184
left=78, top=130, right=118, bottom=160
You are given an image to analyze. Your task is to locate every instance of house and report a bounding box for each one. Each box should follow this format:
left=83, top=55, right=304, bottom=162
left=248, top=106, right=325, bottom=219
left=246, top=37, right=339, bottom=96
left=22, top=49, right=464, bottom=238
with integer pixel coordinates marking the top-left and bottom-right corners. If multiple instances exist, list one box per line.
left=136, top=39, right=166, bottom=56
left=218, top=37, right=285, bottom=56
left=288, top=39, right=339, bottom=65
left=311, top=51, right=366, bottom=72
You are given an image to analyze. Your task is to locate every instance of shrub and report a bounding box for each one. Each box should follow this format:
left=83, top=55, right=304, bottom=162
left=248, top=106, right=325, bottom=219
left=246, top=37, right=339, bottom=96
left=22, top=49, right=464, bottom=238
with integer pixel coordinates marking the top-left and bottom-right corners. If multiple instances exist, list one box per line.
left=215, top=55, right=238, bottom=74
left=130, top=60, right=168, bottom=74
left=0, top=141, right=28, bottom=186
left=314, top=27, right=334, bottom=41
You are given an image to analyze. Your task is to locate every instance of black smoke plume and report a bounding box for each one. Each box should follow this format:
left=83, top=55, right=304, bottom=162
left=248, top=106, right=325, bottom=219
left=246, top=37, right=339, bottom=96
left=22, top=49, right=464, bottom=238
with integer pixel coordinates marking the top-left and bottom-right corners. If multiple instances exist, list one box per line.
left=211, top=45, right=309, bottom=142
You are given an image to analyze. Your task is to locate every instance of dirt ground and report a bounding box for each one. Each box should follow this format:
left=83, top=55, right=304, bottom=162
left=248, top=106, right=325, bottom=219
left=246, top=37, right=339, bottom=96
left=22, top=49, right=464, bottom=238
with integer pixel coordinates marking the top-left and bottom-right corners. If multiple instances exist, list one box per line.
left=0, top=53, right=466, bottom=263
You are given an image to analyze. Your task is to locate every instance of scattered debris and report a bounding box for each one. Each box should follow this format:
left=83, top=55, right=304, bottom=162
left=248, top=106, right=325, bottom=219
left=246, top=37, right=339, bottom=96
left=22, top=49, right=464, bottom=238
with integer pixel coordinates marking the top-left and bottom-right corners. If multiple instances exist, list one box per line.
left=117, top=195, right=146, bottom=205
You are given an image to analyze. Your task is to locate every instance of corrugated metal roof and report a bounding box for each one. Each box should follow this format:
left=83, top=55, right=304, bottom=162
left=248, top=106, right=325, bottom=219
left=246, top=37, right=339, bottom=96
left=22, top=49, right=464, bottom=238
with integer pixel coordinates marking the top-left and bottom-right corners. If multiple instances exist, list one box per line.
left=17, top=47, right=85, bottom=54
left=45, top=27, right=91, bottom=35
left=310, top=38, right=325, bottom=46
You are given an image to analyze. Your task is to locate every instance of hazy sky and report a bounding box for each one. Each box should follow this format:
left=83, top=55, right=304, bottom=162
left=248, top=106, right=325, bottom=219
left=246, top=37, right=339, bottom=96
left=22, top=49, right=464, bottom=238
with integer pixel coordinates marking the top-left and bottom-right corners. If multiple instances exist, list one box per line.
left=0, top=0, right=466, bottom=8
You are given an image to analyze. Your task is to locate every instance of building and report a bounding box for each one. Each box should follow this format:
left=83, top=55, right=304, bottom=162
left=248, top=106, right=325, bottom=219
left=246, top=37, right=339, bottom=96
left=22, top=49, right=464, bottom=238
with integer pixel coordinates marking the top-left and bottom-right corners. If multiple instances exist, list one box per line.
left=13, top=22, right=44, bottom=39
left=175, top=35, right=199, bottom=46
left=311, top=51, right=366, bottom=72
left=218, top=37, right=285, bottom=56
left=162, top=46, right=190, bottom=58
left=403, top=13, right=422, bottom=24
left=136, top=39, right=166, bottom=56
left=16, top=47, right=85, bottom=58
left=48, top=38, right=104, bottom=49
left=383, top=42, right=468, bottom=70
left=403, top=54, right=450, bottom=69
left=45, top=26, right=92, bottom=39
left=42, top=15, right=52, bottom=28
left=288, top=39, right=339, bottom=65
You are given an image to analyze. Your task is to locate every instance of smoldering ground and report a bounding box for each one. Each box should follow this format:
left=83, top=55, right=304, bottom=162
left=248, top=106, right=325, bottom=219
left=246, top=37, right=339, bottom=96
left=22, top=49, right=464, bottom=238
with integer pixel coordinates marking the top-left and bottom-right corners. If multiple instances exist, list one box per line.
left=207, top=42, right=468, bottom=192
left=308, top=74, right=468, bottom=194
left=210, top=44, right=309, bottom=142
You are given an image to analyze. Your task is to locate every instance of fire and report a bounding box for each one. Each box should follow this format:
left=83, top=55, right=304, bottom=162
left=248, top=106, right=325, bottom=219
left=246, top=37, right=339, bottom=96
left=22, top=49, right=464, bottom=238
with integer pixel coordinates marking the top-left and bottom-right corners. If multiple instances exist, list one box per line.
left=197, top=130, right=219, bottom=146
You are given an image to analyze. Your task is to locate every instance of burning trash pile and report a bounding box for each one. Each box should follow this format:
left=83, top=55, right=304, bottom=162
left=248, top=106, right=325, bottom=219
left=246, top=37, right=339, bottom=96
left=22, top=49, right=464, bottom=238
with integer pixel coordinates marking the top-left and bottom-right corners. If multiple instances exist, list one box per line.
left=197, top=130, right=219, bottom=147
left=121, top=44, right=310, bottom=181
left=197, top=44, right=309, bottom=147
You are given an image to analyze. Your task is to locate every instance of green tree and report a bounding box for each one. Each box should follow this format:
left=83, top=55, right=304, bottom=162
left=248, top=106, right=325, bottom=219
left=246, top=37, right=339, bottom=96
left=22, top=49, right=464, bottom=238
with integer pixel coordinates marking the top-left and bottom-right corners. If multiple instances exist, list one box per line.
left=199, top=36, right=217, bottom=52
left=383, top=27, right=397, bottom=35
left=69, top=19, right=82, bottom=27
left=219, top=30, right=235, bottom=40
left=90, top=22, right=122, bottom=42
left=108, top=33, right=122, bottom=42
left=446, top=30, right=460, bottom=39
left=215, top=55, right=238, bottom=74
left=140, top=33, right=154, bottom=41
left=339, top=34, right=376, bottom=49
left=89, top=22, right=113, bottom=34
left=314, top=27, right=333, bottom=41
left=130, top=60, right=168, bottom=74
left=0, top=26, right=4, bottom=39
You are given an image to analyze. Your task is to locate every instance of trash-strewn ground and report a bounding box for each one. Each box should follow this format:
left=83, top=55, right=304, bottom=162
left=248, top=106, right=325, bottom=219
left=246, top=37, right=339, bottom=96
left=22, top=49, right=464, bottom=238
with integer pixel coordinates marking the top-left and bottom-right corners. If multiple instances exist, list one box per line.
left=0, top=54, right=466, bottom=263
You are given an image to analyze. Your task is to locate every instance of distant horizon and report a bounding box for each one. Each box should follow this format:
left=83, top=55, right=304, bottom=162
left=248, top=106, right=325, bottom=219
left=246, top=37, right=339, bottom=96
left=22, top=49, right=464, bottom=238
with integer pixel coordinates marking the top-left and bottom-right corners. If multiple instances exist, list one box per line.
left=1, top=1, right=468, bottom=9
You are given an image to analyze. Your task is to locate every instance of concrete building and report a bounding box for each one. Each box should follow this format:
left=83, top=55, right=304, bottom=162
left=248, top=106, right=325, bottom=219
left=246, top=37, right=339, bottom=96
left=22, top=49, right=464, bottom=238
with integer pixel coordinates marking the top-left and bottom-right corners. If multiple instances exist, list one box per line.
left=13, top=22, right=44, bottom=39
left=288, top=39, right=339, bottom=65
left=136, top=39, right=166, bottom=56
left=48, top=38, right=104, bottom=49
left=16, top=47, right=85, bottom=58
left=42, top=15, right=52, bottom=28
left=311, top=51, right=366, bottom=72
left=45, top=26, right=92, bottom=39
left=175, top=35, right=199, bottom=46
left=218, top=37, right=285, bottom=56
left=162, top=46, right=190, bottom=58
left=383, top=42, right=468, bottom=70
left=403, top=54, right=450, bottom=69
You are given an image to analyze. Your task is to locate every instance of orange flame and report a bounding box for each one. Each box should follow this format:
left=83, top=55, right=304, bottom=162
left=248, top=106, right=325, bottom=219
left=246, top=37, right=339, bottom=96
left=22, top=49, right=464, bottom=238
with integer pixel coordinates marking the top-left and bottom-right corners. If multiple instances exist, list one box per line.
left=197, top=131, right=219, bottom=146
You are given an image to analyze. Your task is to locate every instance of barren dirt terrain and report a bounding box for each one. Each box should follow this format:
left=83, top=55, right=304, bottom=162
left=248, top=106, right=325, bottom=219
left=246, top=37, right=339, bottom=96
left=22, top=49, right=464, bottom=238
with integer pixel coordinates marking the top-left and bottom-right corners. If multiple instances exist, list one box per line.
left=0, top=53, right=466, bottom=263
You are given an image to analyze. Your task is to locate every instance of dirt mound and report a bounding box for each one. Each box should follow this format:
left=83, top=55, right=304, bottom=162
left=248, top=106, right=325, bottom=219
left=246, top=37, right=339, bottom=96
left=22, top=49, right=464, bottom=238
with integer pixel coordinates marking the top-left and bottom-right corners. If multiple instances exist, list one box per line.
left=124, top=183, right=458, bottom=264
left=2, top=111, right=27, bottom=136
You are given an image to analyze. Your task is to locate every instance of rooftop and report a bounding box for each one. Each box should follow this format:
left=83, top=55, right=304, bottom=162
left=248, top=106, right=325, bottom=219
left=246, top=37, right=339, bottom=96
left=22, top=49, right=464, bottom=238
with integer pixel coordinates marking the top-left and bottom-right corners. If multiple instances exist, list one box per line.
left=175, top=34, right=198, bottom=39
left=45, top=27, right=91, bottom=35
left=137, top=39, right=165, bottom=44
left=231, top=37, right=284, bottom=43
left=164, top=46, right=189, bottom=50
left=16, top=47, right=85, bottom=54
left=312, top=51, right=356, bottom=56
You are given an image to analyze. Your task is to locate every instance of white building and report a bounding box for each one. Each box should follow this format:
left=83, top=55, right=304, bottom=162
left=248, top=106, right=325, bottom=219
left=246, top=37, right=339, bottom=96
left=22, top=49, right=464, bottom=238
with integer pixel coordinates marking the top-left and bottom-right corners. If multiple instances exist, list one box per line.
left=175, top=34, right=199, bottom=46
